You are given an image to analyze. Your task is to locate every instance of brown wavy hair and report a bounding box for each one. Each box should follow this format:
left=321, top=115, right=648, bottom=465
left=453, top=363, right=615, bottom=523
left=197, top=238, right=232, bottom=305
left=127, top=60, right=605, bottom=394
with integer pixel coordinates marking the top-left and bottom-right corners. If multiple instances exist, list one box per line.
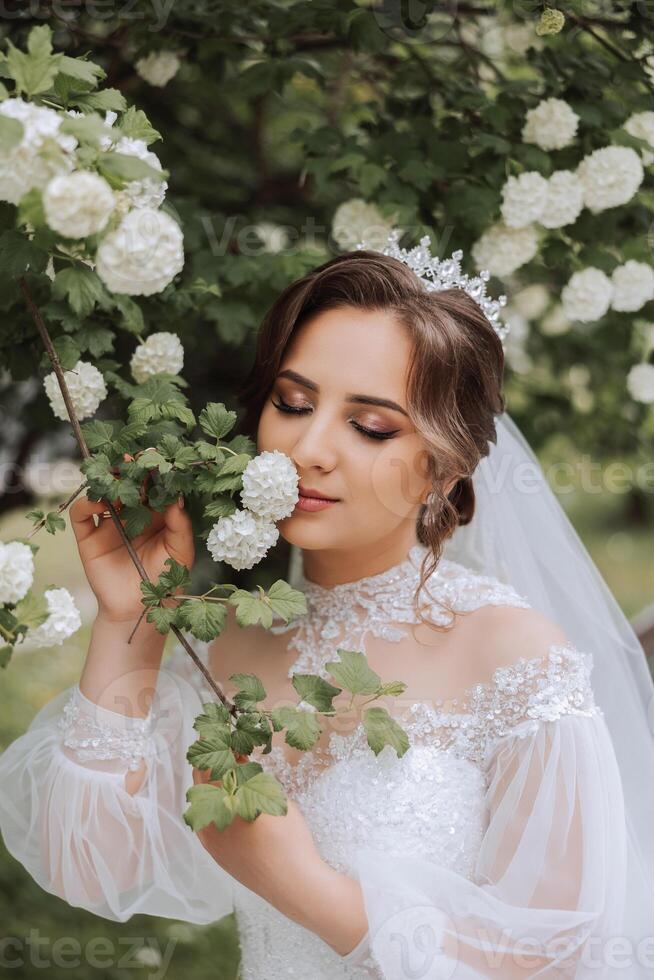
left=237, top=249, right=505, bottom=632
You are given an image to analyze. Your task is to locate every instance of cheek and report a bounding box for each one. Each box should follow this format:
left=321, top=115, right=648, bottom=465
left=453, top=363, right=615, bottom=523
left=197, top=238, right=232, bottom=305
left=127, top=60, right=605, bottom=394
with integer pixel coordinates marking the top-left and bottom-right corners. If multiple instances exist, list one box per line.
left=366, top=439, right=431, bottom=518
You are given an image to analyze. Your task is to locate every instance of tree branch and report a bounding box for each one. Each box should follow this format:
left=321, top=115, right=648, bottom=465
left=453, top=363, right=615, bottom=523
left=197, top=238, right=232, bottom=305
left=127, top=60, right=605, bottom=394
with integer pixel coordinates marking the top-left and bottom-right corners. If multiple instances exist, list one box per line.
left=19, top=275, right=235, bottom=716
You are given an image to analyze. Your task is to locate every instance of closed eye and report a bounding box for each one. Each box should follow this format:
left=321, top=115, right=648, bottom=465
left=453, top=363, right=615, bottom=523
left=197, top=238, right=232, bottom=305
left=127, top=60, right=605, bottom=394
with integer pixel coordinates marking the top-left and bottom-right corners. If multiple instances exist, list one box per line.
left=271, top=397, right=400, bottom=441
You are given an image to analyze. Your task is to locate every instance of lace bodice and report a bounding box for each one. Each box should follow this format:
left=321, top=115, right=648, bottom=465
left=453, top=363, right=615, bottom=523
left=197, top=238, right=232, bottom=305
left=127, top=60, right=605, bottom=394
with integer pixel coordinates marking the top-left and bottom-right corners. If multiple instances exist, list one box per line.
left=51, top=544, right=605, bottom=979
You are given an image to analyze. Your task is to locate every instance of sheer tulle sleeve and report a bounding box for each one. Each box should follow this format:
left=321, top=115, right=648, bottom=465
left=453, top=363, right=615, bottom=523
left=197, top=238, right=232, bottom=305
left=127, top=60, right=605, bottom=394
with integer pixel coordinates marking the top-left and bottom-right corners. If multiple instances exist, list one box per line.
left=0, top=640, right=235, bottom=924
left=343, top=644, right=628, bottom=978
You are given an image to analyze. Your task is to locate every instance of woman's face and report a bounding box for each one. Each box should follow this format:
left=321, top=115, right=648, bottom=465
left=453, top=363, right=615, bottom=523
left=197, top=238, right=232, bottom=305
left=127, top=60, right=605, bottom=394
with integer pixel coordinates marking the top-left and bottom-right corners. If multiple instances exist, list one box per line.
left=256, top=305, right=439, bottom=557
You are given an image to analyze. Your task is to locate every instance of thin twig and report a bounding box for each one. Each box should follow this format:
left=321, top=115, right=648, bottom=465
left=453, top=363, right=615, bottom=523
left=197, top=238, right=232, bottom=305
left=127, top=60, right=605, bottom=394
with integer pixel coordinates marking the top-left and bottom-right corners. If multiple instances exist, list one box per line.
left=26, top=480, right=87, bottom=539
left=19, top=276, right=235, bottom=715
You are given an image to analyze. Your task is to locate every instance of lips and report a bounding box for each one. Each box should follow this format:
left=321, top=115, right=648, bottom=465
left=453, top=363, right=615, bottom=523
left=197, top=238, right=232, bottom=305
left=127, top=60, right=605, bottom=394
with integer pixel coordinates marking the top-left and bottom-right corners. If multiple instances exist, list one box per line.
left=298, top=486, right=340, bottom=502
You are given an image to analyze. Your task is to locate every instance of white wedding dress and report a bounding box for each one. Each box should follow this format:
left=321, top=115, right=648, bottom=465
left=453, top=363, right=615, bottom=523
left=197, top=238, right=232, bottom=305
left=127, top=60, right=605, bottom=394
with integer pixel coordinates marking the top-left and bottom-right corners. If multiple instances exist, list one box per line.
left=0, top=543, right=630, bottom=979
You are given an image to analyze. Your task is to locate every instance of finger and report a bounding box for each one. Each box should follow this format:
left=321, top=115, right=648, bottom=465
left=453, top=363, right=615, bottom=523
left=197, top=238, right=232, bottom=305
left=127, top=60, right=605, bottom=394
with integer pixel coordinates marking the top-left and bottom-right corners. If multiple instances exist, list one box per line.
left=162, top=497, right=194, bottom=568
left=69, top=496, right=114, bottom=544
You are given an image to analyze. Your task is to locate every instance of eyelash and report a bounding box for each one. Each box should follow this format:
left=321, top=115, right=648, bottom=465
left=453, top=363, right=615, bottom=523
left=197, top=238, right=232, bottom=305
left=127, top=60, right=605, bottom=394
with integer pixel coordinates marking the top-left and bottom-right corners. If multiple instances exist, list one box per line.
left=271, top=397, right=399, bottom=441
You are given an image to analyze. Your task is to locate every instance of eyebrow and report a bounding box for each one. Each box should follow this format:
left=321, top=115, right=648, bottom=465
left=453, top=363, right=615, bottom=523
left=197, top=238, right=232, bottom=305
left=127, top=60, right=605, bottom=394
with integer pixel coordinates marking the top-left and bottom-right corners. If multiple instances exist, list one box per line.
left=275, top=369, right=409, bottom=417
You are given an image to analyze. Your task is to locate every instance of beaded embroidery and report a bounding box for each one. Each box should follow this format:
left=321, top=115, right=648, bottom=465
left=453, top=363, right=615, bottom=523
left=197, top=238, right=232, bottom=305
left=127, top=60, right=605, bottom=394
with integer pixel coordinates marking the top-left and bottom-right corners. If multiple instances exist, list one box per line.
left=59, top=689, right=155, bottom=772
left=270, top=542, right=532, bottom=679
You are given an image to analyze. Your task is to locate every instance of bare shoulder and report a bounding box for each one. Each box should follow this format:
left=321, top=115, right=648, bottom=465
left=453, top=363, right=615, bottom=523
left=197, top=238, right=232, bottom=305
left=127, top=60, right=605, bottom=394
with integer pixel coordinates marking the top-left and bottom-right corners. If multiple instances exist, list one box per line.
left=463, top=603, right=570, bottom=677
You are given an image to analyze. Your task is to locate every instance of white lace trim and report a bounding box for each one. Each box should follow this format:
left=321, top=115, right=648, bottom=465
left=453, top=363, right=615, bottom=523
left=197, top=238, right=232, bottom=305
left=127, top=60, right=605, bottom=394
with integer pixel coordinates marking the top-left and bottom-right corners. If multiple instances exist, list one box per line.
left=269, top=542, right=532, bottom=678
left=59, top=687, right=156, bottom=772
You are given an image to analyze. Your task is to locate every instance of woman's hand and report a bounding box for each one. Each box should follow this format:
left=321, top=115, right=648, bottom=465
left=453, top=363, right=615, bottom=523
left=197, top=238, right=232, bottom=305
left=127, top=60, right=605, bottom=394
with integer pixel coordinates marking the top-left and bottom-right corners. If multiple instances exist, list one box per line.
left=70, top=490, right=195, bottom=625
left=190, top=761, right=321, bottom=894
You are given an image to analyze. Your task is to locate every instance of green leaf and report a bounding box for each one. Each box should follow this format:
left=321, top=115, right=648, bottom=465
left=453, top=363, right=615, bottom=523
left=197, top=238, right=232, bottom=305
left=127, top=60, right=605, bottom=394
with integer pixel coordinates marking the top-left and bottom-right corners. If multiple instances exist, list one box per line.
left=217, top=453, right=250, bottom=476
left=234, top=772, right=287, bottom=821
left=192, top=701, right=232, bottom=737
left=52, top=333, right=81, bottom=371
left=0, top=113, right=23, bottom=152
left=229, top=589, right=273, bottom=629
left=59, top=112, right=114, bottom=146
left=325, top=649, right=382, bottom=695
left=291, top=673, right=341, bottom=712
left=80, top=452, right=115, bottom=495
left=112, top=294, right=146, bottom=335
left=17, top=188, right=46, bottom=230
left=231, top=711, right=271, bottom=753
left=97, top=151, right=167, bottom=187
left=52, top=267, right=109, bottom=316
left=140, top=579, right=167, bottom=607
left=136, top=448, right=172, bottom=473
left=71, top=88, right=127, bottom=113
left=121, top=504, right=153, bottom=538
left=184, top=783, right=235, bottom=832
left=44, top=511, right=66, bottom=535
left=266, top=580, right=308, bottom=624
left=363, top=706, right=410, bottom=758
left=270, top=705, right=321, bottom=751
left=13, top=591, right=49, bottom=629
left=146, top=605, right=178, bottom=635
left=58, top=54, right=105, bottom=85
left=187, top=732, right=235, bottom=780
left=5, top=26, right=63, bottom=96
left=229, top=673, right=267, bottom=709
left=199, top=403, right=238, bottom=440
left=378, top=680, right=407, bottom=697
left=80, top=420, right=116, bottom=450
left=118, top=106, right=162, bottom=145
left=158, top=557, right=191, bottom=592
left=177, top=600, right=227, bottom=642
left=25, top=509, right=45, bottom=525
left=0, top=230, right=48, bottom=276
left=204, top=495, right=237, bottom=519
left=0, top=645, right=13, bottom=669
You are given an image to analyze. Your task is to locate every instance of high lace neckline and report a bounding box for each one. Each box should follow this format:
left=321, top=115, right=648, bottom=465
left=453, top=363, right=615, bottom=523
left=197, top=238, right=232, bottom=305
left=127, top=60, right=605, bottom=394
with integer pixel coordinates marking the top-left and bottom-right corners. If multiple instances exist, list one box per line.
left=295, top=542, right=431, bottom=597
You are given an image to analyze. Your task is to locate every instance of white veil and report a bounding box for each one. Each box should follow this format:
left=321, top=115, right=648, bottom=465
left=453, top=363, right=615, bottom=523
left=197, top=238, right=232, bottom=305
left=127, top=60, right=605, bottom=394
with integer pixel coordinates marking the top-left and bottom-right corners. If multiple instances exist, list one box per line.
left=287, top=410, right=654, bottom=949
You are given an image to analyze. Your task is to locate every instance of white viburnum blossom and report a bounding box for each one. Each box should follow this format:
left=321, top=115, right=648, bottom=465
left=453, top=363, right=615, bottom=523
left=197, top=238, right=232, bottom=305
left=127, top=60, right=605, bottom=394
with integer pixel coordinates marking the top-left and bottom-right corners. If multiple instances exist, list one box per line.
left=96, top=208, right=184, bottom=296
left=0, top=540, right=34, bottom=605
left=500, top=171, right=549, bottom=228
left=113, top=136, right=167, bottom=210
left=626, top=362, right=654, bottom=403
left=43, top=171, right=115, bottom=239
left=521, top=98, right=580, bottom=151
left=43, top=360, right=107, bottom=422
left=512, top=283, right=550, bottom=320
left=135, top=50, right=182, bottom=87
left=539, top=170, right=584, bottom=229
left=130, top=331, right=184, bottom=383
left=0, top=98, right=78, bottom=205
left=240, top=450, right=299, bottom=522
left=561, top=268, right=613, bottom=323
left=540, top=304, right=571, bottom=336
left=332, top=199, right=397, bottom=251
left=471, top=222, right=539, bottom=277
left=576, top=146, right=644, bottom=213
left=610, top=261, right=654, bottom=312
left=253, top=222, right=290, bottom=254
left=206, top=509, right=279, bottom=570
left=22, top=587, right=81, bottom=648
left=624, top=111, right=654, bottom=167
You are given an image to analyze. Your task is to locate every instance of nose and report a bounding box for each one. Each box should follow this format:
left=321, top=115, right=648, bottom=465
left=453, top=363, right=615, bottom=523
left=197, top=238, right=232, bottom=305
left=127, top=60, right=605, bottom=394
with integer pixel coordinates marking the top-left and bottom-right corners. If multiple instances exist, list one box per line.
left=290, top=410, right=339, bottom=474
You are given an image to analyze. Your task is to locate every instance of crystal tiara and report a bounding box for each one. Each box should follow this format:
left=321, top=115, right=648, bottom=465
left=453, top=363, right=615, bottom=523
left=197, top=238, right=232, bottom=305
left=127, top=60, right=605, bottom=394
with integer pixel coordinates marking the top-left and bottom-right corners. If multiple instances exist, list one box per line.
left=355, top=228, right=510, bottom=342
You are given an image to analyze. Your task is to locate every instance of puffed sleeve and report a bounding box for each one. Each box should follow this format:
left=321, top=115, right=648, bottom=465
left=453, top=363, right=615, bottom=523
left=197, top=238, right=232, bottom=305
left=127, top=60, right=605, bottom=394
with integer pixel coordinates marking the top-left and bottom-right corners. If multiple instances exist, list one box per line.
left=342, top=644, right=628, bottom=978
left=0, top=639, right=236, bottom=924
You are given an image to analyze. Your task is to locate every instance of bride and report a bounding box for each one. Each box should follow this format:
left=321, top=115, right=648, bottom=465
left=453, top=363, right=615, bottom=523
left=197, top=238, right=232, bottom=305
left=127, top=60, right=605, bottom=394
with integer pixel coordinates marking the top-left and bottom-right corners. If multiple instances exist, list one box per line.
left=1, top=235, right=653, bottom=979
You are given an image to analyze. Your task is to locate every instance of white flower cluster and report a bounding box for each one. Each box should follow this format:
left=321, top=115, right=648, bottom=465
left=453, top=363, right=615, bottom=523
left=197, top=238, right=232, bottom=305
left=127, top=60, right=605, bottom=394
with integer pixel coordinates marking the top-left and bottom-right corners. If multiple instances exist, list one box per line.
left=43, top=359, right=107, bottom=421
left=500, top=169, right=584, bottom=230
left=471, top=222, right=540, bottom=277
left=95, top=207, right=184, bottom=296
left=626, top=363, right=654, bottom=404
left=561, top=261, right=654, bottom=323
left=130, top=331, right=184, bottom=383
left=522, top=98, right=580, bottom=151
left=113, top=135, right=168, bottom=210
left=43, top=171, right=115, bottom=238
left=0, top=541, right=34, bottom=604
left=22, top=587, right=82, bottom=648
left=623, top=111, right=654, bottom=167
left=135, top=50, right=182, bottom=87
left=332, top=199, right=397, bottom=251
left=0, top=98, right=77, bottom=205
left=206, top=450, right=299, bottom=570
left=576, top=146, right=644, bottom=214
